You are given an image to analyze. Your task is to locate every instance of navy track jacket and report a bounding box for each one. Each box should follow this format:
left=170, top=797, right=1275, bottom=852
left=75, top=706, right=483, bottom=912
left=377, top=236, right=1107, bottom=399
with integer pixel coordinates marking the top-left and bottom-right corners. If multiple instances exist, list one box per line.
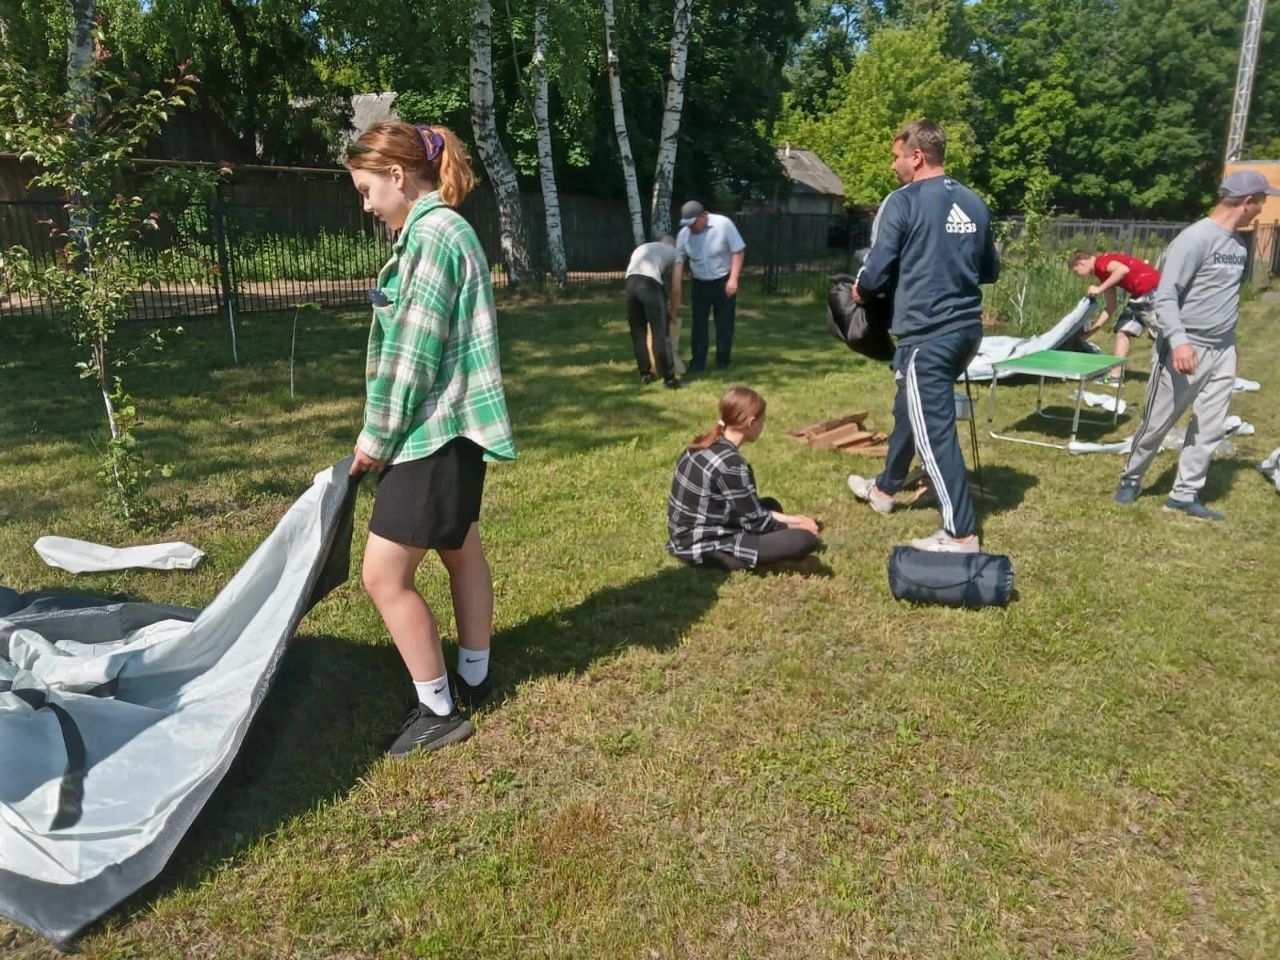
left=857, top=176, right=1000, bottom=345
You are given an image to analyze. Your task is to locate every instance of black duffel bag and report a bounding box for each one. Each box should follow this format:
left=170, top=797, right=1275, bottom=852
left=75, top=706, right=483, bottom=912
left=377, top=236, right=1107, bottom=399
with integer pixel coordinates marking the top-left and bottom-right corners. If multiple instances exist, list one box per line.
left=887, top=546, right=1014, bottom=608
left=826, top=273, right=895, bottom=362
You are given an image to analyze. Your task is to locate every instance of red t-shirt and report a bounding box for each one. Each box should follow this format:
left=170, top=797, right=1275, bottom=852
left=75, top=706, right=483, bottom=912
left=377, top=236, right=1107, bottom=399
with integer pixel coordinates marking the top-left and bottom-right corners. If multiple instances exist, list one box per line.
left=1094, top=253, right=1160, bottom=298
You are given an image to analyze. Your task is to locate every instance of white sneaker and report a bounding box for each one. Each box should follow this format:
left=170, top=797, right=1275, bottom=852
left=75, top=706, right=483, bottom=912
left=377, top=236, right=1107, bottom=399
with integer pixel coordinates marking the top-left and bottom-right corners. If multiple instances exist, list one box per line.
left=848, top=474, right=894, bottom=514
left=910, top=529, right=980, bottom=554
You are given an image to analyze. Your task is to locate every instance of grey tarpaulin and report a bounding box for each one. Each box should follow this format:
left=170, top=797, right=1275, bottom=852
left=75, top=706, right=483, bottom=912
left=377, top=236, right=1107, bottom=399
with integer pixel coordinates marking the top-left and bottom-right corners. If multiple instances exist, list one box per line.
left=0, top=459, right=359, bottom=947
left=963, top=296, right=1099, bottom=382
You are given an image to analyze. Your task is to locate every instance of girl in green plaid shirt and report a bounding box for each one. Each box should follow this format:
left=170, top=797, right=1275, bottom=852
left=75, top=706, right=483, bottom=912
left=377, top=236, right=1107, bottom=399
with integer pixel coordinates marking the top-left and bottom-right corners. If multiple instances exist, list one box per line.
left=347, top=121, right=515, bottom=757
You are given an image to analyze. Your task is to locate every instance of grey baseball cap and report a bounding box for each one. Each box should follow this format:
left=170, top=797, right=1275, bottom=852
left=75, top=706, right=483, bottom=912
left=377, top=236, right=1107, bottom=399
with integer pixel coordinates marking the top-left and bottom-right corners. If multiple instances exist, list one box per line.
left=1219, top=169, right=1280, bottom=198
left=679, top=200, right=706, bottom=227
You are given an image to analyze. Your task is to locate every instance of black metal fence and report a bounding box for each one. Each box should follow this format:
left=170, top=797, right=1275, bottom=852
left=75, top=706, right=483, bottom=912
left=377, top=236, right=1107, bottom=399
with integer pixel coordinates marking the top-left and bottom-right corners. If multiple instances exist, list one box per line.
left=2, top=195, right=1275, bottom=324
left=0, top=190, right=871, bottom=321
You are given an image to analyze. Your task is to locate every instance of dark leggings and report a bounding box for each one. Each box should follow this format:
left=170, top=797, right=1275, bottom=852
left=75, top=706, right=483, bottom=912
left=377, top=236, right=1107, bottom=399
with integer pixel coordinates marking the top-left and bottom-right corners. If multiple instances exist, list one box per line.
left=702, top=498, right=820, bottom=571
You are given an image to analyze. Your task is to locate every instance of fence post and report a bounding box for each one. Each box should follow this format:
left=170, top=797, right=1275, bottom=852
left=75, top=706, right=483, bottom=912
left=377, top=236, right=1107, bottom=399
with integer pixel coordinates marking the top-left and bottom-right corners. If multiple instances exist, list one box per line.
left=845, top=210, right=855, bottom=275
left=210, top=184, right=239, bottom=364
left=763, top=210, right=780, bottom=295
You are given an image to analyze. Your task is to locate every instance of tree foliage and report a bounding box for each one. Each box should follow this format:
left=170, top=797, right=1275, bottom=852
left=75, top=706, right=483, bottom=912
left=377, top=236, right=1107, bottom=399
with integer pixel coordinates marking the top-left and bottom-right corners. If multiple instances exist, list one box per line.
left=0, top=25, right=216, bottom=522
left=782, top=0, right=1280, bottom=217
left=3, top=0, right=1277, bottom=220
left=777, top=16, right=976, bottom=205
left=104, top=0, right=351, bottom=164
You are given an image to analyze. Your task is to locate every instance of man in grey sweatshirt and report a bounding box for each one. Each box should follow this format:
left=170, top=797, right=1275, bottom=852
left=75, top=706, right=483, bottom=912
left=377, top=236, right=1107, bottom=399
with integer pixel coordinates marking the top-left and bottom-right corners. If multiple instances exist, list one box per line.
left=1115, top=169, right=1278, bottom=520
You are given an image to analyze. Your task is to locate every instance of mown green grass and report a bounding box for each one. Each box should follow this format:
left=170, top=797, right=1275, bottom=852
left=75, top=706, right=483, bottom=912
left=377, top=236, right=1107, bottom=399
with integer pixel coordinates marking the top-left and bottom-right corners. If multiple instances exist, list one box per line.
left=2, top=289, right=1279, bottom=958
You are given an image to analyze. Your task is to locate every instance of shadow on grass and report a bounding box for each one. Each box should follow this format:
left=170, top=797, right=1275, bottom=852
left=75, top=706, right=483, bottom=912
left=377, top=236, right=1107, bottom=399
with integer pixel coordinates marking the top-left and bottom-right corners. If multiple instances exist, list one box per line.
left=1149, top=455, right=1262, bottom=505
left=1002, top=404, right=1135, bottom=441
left=898, top=464, right=1038, bottom=520
left=488, top=563, right=727, bottom=698
left=84, top=631, right=404, bottom=934
left=972, top=463, right=1040, bottom=516
left=86, top=563, right=727, bottom=939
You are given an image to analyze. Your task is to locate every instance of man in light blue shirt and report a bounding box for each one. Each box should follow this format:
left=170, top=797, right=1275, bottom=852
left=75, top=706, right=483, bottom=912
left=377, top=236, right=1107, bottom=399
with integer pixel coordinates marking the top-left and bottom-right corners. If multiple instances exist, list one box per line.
left=671, top=200, right=746, bottom=371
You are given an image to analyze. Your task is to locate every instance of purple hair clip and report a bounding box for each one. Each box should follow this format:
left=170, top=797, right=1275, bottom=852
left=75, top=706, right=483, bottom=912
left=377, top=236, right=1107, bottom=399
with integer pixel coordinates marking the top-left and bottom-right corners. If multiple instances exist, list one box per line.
left=416, top=125, right=445, bottom=163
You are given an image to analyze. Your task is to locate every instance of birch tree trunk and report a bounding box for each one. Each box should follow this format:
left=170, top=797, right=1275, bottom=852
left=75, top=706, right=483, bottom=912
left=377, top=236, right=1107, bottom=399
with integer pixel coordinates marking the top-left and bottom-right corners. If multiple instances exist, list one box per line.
left=470, top=0, right=535, bottom=287
left=68, top=0, right=127, bottom=490
left=66, top=0, right=94, bottom=269
left=531, top=2, right=568, bottom=288
left=603, top=0, right=646, bottom=245
left=649, top=0, right=692, bottom=237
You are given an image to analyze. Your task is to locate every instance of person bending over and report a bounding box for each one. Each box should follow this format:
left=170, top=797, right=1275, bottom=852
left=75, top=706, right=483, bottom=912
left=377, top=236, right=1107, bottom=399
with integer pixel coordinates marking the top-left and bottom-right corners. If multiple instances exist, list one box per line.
left=1068, top=249, right=1160, bottom=383
left=667, top=386, right=820, bottom=571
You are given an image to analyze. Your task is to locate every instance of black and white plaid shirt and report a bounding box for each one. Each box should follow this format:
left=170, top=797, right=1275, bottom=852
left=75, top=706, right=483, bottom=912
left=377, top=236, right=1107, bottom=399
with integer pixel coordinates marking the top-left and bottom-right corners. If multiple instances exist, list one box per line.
left=667, top=439, right=782, bottom=566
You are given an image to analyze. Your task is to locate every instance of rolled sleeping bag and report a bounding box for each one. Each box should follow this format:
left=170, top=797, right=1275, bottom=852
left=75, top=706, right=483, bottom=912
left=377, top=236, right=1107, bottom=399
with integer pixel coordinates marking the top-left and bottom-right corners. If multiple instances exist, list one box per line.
left=826, top=273, right=895, bottom=362
left=887, top=546, right=1014, bottom=608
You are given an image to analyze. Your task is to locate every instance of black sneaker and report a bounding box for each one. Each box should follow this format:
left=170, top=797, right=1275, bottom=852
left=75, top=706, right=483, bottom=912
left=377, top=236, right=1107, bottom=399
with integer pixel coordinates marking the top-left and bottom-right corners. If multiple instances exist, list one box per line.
left=640, top=372, right=659, bottom=385
left=663, top=378, right=684, bottom=390
left=388, top=703, right=474, bottom=757
left=449, top=671, right=493, bottom=711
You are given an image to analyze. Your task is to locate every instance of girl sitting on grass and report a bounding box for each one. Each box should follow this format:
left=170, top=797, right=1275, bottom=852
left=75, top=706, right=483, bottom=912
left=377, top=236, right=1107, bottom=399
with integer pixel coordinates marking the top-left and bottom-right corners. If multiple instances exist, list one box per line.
left=667, top=386, right=821, bottom=571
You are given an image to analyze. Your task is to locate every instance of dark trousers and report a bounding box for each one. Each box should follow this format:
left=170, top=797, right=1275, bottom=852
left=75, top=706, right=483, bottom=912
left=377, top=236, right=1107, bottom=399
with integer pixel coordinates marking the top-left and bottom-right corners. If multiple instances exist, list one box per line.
left=690, top=276, right=736, bottom=370
left=875, top=327, right=983, bottom=538
left=704, top=497, right=820, bottom=571
left=625, top=275, right=674, bottom=380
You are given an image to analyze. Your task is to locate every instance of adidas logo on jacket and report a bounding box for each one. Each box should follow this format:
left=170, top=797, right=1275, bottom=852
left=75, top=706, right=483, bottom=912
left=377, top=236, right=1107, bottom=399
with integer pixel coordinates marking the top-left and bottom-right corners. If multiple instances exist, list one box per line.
left=945, top=202, right=977, bottom=234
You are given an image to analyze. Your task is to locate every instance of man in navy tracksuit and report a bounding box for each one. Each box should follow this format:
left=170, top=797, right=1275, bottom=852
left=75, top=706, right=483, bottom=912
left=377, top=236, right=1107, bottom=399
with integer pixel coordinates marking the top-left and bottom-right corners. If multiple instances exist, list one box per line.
left=847, top=120, right=1000, bottom=553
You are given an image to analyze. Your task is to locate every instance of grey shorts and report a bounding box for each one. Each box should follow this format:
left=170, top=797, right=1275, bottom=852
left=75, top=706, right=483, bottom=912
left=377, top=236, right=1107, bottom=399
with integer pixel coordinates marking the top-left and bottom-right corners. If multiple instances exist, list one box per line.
left=1113, top=296, right=1155, bottom=338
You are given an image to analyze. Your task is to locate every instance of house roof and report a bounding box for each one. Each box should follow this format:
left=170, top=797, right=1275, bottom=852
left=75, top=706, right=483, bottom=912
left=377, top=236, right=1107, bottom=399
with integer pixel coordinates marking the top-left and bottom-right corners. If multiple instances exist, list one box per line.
left=777, top=146, right=844, bottom=198
left=350, top=92, right=399, bottom=137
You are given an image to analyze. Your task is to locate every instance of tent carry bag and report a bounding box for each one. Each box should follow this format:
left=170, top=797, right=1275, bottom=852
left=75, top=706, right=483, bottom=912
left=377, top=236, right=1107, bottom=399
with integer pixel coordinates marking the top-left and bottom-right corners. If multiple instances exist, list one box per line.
left=887, top=546, right=1014, bottom=608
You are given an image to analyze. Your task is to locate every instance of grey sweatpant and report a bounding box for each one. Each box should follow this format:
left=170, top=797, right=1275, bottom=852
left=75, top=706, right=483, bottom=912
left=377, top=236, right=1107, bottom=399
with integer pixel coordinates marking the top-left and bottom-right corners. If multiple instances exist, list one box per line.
left=1121, top=339, right=1237, bottom=502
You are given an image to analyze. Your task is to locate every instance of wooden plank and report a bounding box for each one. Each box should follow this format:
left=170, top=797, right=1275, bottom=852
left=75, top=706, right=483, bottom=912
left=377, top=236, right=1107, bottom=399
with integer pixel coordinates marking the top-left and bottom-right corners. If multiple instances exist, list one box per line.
left=811, top=425, right=877, bottom=450
left=785, top=411, right=868, bottom=441
left=839, top=444, right=889, bottom=457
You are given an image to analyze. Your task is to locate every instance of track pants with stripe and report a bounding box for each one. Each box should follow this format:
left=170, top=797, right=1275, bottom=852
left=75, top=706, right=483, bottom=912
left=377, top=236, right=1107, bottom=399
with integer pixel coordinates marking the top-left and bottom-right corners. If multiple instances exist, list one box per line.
left=1121, top=338, right=1237, bottom=502
left=875, top=326, right=983, bottom=538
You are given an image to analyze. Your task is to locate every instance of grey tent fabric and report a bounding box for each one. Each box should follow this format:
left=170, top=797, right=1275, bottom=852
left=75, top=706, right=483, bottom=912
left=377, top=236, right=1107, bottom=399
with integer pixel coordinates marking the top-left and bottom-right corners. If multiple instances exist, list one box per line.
left=33, top=536, right=206, bottom=573
left=963, top=296, right=1099, bottom=381
left=0, top=460, right=359, bottom=947
left=1261, top=446, right=1280, bottom=492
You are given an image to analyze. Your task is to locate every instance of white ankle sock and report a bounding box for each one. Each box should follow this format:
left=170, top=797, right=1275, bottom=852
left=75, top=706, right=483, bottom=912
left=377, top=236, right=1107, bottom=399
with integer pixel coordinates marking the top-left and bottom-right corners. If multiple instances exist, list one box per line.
left=456, top=647, right=490, bottom=686
left=413, top=674, right=454, bottom=715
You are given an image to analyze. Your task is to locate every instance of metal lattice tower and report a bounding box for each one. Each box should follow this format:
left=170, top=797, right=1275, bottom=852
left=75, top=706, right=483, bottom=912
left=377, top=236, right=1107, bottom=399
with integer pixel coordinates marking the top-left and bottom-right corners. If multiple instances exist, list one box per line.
left=1225, top=0, right=1268, bottom=163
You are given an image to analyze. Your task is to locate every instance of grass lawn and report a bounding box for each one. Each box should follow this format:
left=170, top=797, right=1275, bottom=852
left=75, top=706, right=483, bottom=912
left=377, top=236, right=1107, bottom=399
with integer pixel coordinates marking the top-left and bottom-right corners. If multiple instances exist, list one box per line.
left=2, top=288, right=1279, bottom=958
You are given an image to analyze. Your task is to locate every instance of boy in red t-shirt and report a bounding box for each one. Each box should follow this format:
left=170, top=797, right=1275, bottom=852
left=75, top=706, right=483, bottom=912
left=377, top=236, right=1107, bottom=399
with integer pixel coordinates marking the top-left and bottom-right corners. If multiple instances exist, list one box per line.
left=1068, top=250, right=1161, bottom=383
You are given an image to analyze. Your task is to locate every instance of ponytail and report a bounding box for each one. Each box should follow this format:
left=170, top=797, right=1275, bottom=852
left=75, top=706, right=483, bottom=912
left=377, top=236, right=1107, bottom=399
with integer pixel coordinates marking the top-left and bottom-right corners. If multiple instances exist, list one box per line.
left=434, top=126, right=478, bottom=207
left=346, top=121, right=478, bottom=208
left=687, top=386, right=766, bottom=451
left=688, top=420, right=726, bottom=452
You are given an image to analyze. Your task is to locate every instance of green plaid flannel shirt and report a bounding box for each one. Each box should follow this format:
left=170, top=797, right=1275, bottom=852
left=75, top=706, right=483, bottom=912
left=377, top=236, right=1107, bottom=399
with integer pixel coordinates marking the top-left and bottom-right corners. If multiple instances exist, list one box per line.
left=358, top=193, right=516, bottom=465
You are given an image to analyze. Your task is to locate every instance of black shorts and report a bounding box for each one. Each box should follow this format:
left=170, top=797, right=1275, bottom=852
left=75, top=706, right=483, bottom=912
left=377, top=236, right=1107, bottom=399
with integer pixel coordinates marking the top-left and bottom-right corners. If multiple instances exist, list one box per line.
left=368, top=438, right=487, bottom=550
